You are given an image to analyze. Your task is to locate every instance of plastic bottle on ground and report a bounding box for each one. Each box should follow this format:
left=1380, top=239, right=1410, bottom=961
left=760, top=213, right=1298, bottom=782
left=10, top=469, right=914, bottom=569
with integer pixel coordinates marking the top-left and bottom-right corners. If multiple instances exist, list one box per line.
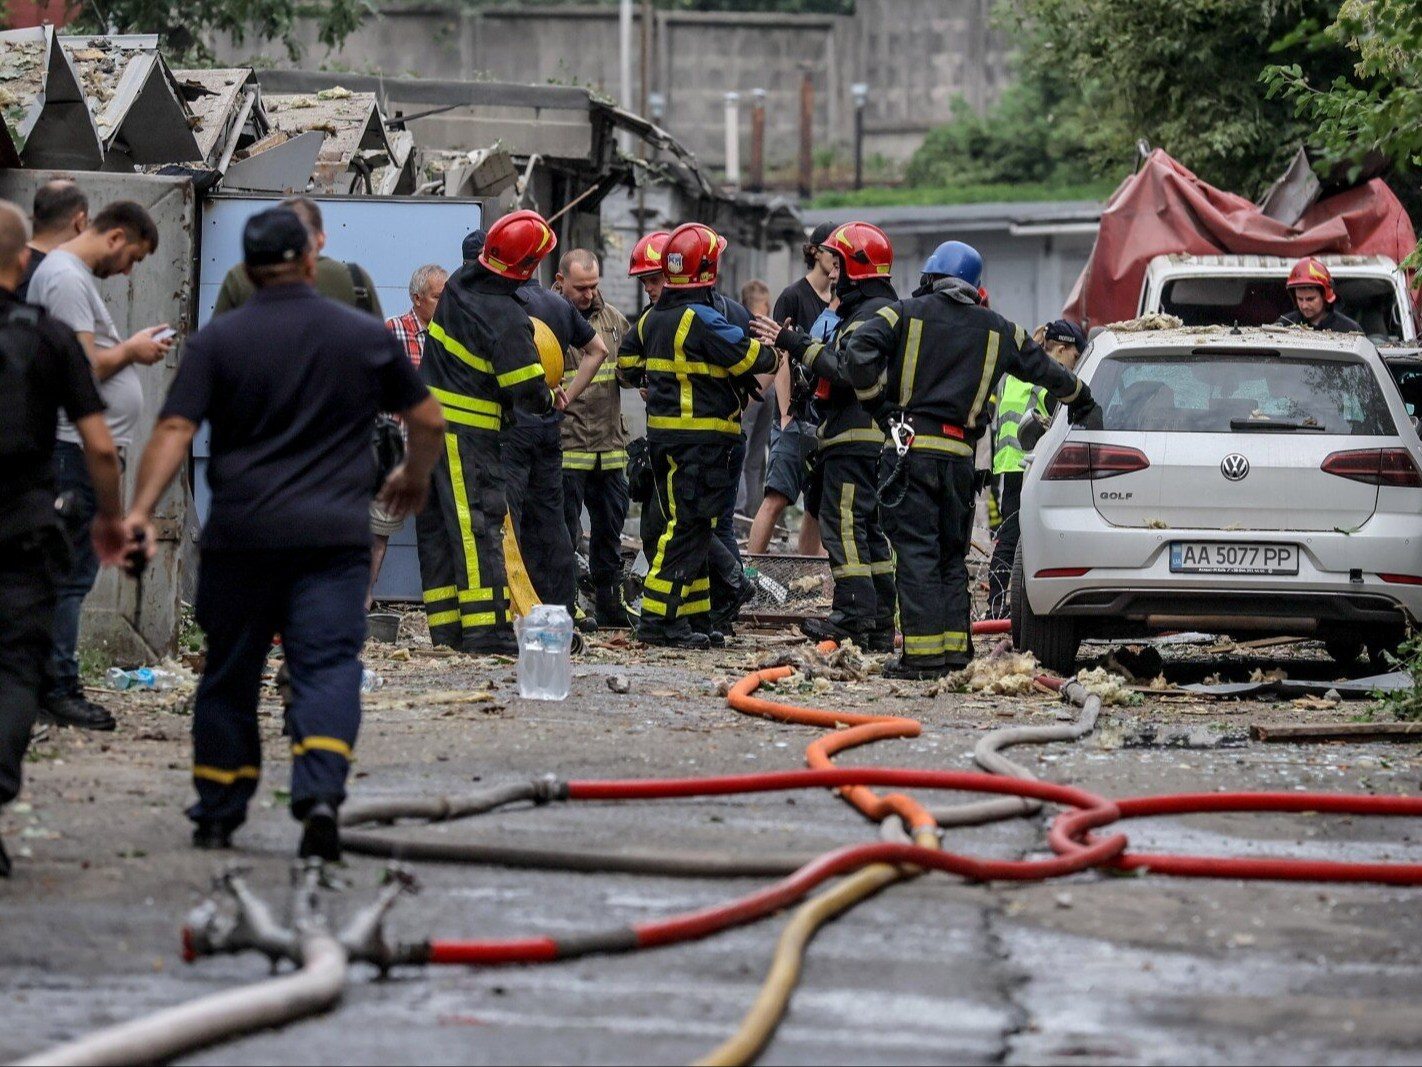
left=106, top=667, right=177, bottom=691
left=361, top=668, right=384, bottom=693
left=515, top=604, right=574, bottom=701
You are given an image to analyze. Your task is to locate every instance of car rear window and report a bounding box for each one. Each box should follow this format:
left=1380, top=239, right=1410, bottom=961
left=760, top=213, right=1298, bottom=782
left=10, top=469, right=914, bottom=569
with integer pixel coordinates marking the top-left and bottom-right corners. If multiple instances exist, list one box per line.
left=1091, top=354, right=1396, bottom=434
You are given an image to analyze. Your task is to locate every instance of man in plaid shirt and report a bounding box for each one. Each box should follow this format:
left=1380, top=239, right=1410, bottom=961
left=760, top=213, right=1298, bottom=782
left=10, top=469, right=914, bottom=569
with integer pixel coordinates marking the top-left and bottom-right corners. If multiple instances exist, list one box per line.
left=368, top=264, right=448, bottom=607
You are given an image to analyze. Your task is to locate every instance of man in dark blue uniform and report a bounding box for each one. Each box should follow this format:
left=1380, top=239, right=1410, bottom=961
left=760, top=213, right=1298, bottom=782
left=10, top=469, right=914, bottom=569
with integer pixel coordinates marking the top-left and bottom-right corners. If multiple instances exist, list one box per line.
left=125, top=208, right=444, bottom=861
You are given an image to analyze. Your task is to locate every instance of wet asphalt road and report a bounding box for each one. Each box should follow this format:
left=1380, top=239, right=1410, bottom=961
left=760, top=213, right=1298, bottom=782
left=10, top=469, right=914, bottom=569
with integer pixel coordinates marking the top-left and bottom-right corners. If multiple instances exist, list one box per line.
left=3, top=639, right=1422, bottom=1065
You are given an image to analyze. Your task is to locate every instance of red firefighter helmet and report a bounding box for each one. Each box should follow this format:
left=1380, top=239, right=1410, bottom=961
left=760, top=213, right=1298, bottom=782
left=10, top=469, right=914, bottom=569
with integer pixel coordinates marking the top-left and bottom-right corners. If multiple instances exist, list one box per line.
left=628, top=231, right=671, bottom=278
left=479, top=209, right=557, bottom=282
left=662, top=223, right=723, bottom=288
left=1286, top=257, right=1336, bottom=304
left=824, top=221, right=893, bottom=281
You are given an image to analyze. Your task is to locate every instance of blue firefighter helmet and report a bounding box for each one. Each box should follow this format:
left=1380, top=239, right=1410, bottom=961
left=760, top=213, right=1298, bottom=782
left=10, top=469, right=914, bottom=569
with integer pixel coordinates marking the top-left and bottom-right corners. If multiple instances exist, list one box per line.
left=920, top=240, right=983, bottom=289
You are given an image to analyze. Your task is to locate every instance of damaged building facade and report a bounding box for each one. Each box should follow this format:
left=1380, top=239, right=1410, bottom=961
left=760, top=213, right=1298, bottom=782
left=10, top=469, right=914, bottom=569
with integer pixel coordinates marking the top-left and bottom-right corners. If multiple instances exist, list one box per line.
left=0, top=27, right=803, bottom=647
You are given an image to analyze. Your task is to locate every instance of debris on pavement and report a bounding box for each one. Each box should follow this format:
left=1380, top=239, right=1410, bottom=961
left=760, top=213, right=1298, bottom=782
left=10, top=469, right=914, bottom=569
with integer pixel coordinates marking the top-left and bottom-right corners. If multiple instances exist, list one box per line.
left=949, top=652, right=1044, bottom=696
left=1074, top=666, right=1144, bottom=706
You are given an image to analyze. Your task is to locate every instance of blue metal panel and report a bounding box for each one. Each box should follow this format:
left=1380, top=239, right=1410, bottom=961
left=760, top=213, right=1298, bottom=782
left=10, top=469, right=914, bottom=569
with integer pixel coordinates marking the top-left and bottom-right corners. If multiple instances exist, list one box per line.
left=193, top=194, right=482, bottom=601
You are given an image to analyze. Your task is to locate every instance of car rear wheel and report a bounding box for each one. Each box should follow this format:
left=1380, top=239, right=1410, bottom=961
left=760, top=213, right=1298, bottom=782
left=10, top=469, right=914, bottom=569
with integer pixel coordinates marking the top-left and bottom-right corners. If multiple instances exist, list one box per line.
left=1012, top=543, right=1080, bottom=675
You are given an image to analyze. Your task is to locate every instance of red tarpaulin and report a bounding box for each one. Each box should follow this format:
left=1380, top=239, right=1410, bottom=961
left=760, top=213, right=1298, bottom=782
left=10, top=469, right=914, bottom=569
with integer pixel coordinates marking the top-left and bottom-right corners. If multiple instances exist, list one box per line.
left=1064, top=149, right=1418, bottom=327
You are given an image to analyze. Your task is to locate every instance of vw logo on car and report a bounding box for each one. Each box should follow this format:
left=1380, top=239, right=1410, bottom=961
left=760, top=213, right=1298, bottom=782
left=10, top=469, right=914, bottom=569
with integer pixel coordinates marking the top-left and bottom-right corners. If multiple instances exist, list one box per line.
left=1220, top=453, right=1250, bottom=481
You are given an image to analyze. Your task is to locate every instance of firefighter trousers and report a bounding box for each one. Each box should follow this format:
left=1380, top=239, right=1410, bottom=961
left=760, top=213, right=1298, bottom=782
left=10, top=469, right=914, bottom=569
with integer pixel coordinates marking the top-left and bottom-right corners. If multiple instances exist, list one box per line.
left=190, top=547, right=367, bottom=825
left=879, top=451, right=975, bottom=667
left=415, top=429, right=513, bottom=650
left=562, top=454, right=630, bottom=586
left=640, top=437, right=736, bottom=629
left=503, top=421, right=576, bottom=614
left=820, top=450, right=895, bottom=635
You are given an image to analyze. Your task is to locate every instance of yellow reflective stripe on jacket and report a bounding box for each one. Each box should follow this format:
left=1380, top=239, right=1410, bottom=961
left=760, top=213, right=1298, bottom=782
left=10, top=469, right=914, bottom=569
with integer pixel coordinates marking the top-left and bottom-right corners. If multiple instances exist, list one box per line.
left=674, top=308, right=696, bottom=422
left=727, top=339, right=764, bottom=377
left=428, top=321, right=494, bottom=374
left=193, top=764, right=260, bottom=785
left=647, top=415, right=741, bottom=435
left=422, top=585, right=457, bottom=604
left=497, top=362, right=546, bottom=389
left=966, top=331, right=1001, bottom=430
left=898, top=318, right=923, bottom=407
left=876, top=306, right=900, bottom=328
left=440, top=406, right=501, bottom=431
left=818, top=427, right=885, bottom=449
left=600, top=449, right=628, bottom=469
left=291, top=736, right=353, bottom=759
left=429, top=387, right=500, bottom=416
left=909, top=434, right=974, bottom=457
left=458, top=586, right=502, bottom=603
left=646, top=359, right=730, bottom=378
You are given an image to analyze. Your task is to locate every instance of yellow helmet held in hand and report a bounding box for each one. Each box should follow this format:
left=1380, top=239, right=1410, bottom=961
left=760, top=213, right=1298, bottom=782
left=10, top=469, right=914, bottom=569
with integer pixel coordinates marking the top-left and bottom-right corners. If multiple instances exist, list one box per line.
left=531, top=316, right=564, bottom=388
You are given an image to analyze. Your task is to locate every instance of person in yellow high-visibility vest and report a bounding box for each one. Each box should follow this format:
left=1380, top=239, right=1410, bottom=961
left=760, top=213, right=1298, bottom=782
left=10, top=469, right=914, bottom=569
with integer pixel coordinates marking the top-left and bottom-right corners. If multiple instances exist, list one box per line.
left=987, top=318, right=1086, bottom=618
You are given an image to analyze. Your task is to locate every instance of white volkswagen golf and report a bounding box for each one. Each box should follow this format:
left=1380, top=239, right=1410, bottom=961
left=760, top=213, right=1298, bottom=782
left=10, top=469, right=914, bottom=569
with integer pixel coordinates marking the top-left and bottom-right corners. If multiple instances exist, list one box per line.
left=1014, top=326, right=1422, bottom=673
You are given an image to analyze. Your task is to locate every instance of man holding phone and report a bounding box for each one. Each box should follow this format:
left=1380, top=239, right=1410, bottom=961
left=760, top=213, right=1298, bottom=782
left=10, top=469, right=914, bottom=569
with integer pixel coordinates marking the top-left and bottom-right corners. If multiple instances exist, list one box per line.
left=27, top=200, right=171, bottom=731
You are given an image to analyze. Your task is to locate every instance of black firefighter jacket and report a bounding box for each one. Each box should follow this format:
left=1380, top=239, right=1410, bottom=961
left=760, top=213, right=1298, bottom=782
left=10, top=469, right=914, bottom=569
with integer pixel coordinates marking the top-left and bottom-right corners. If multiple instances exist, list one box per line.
left=617, top=286, right=777, bottom=443
left=845, top=277, right=1086, bottom=458
left=421, top=261, right=553, bottom=435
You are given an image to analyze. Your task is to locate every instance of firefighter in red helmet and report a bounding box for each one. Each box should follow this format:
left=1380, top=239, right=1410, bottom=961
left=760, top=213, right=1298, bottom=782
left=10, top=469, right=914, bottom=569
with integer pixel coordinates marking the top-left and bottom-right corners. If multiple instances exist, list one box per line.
left=1279, top=258, right=1362, bottom=333
left=415, top=209, right=558, bottom=654
left=752, top=221, right=899, bottom=650
left=619, top=223, right=778, bottom=648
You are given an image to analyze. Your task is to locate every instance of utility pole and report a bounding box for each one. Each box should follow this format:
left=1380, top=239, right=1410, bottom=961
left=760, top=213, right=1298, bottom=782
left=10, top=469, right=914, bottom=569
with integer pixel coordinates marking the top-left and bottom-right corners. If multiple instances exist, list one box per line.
left=724, top=91, right=740, bottom=190
left=798, top=65, right=813, bottom=201
left=619, top=0, right=634, bottom=152
left=852, top=82, right=868, bottom=191
left=640, top=0, right=653, bottom=119
left=749, top=88, right=766, bottom=193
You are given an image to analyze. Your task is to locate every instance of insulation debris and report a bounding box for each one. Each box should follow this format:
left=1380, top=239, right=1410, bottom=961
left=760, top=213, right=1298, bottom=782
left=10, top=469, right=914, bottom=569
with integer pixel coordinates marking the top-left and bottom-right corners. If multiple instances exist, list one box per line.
left=1074, top=667, right=1144, bottom=706
left=756, top=641, right=875, bottom=683
left=1104, top=313, right=1184, bottom=332
left=948, top=652, right=1043, bottom=696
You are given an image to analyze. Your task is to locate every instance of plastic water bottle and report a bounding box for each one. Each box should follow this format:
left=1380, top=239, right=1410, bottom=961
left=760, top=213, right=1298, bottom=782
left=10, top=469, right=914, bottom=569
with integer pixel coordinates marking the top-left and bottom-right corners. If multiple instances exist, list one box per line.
left=515, top=604, right=574, bottom=701
left=360, top=669, right=384, bottom=693
left=106, top=667, right=176, bottom=691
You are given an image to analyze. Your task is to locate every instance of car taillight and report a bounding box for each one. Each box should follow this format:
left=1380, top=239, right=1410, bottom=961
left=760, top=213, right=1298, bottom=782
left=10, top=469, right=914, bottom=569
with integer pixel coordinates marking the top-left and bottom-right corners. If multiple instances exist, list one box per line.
left=1321, top=448, right=1422, bottom=488
left=1035, top=567, right=1091, bottom=578
left=1041, top=443, right=1150, bottom=481
left=1381, top=573, right=1422, bottom=585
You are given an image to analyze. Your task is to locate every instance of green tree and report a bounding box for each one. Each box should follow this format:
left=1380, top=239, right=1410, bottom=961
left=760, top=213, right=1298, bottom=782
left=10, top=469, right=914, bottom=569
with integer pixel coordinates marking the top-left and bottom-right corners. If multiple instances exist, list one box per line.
left=909, top=0, right=1354, bottom=198
left=904, top=61, right=1097, bottom=188
left=1264, top=0, right=1422, bottom=183
left=68, top=0, right=375, bottom=61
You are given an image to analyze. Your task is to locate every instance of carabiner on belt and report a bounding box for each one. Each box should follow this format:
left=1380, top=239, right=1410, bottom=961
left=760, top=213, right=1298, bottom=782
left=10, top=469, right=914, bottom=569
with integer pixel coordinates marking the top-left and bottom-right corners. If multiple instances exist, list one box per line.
left=889, top=415, right=915, bottom=457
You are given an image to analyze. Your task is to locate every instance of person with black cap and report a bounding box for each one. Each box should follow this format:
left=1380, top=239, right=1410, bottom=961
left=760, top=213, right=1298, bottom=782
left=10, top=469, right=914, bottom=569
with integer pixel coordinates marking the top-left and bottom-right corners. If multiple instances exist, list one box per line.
left=986, top=318, right=1088, bottom=619
left=123, top=207, right=444, bottom=862
left=747, top=221, right=839, bottom=557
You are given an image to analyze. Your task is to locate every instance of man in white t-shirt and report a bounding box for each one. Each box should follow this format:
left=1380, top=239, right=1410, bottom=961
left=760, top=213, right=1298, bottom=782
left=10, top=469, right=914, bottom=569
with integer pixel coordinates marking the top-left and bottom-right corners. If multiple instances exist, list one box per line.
left=27, top=200, right=171, bottom=731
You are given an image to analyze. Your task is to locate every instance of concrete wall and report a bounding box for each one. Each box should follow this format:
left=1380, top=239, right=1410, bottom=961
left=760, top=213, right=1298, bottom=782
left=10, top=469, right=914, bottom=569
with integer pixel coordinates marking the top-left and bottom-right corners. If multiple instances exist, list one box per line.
left=222, top=0, right=1008, bottom=172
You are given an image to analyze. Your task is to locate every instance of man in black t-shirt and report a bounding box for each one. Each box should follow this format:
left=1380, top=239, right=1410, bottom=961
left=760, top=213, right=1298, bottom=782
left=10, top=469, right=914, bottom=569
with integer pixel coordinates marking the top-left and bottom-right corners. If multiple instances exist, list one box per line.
left=748, top=221, right=838, bottom=556
left=18, top=179, right=89, bottom=303
left=0, top=201, right=124, bottom=877
left=124, top=208, right=444, bottom=863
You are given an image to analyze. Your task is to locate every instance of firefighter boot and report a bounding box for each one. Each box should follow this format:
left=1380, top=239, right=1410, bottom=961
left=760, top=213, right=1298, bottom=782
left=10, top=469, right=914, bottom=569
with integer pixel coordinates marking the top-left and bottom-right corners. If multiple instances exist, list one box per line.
left=594, top=582, right=634, bottom=629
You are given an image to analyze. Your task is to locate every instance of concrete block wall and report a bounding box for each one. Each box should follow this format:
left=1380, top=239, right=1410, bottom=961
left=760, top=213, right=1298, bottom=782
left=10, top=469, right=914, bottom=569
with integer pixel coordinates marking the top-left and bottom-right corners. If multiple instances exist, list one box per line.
left=219, top=0, right=1007, bottom=172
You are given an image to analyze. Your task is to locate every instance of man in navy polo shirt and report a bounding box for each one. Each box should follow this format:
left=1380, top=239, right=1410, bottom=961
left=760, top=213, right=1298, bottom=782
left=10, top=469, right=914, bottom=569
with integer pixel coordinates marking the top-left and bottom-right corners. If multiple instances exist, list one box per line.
left=124, top=208, right=444, bottom=861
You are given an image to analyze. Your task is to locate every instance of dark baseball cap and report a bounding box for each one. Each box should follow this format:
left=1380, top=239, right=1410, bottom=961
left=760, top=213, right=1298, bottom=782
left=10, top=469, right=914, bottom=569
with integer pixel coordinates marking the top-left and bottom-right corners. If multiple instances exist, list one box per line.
left=462, top=228, right=487, bottom=261
left=243, top=207, right=309, bottom=267
left=1044, top=318, right=1087, bottom=351
left=809, top=221, right=837, bottom=247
